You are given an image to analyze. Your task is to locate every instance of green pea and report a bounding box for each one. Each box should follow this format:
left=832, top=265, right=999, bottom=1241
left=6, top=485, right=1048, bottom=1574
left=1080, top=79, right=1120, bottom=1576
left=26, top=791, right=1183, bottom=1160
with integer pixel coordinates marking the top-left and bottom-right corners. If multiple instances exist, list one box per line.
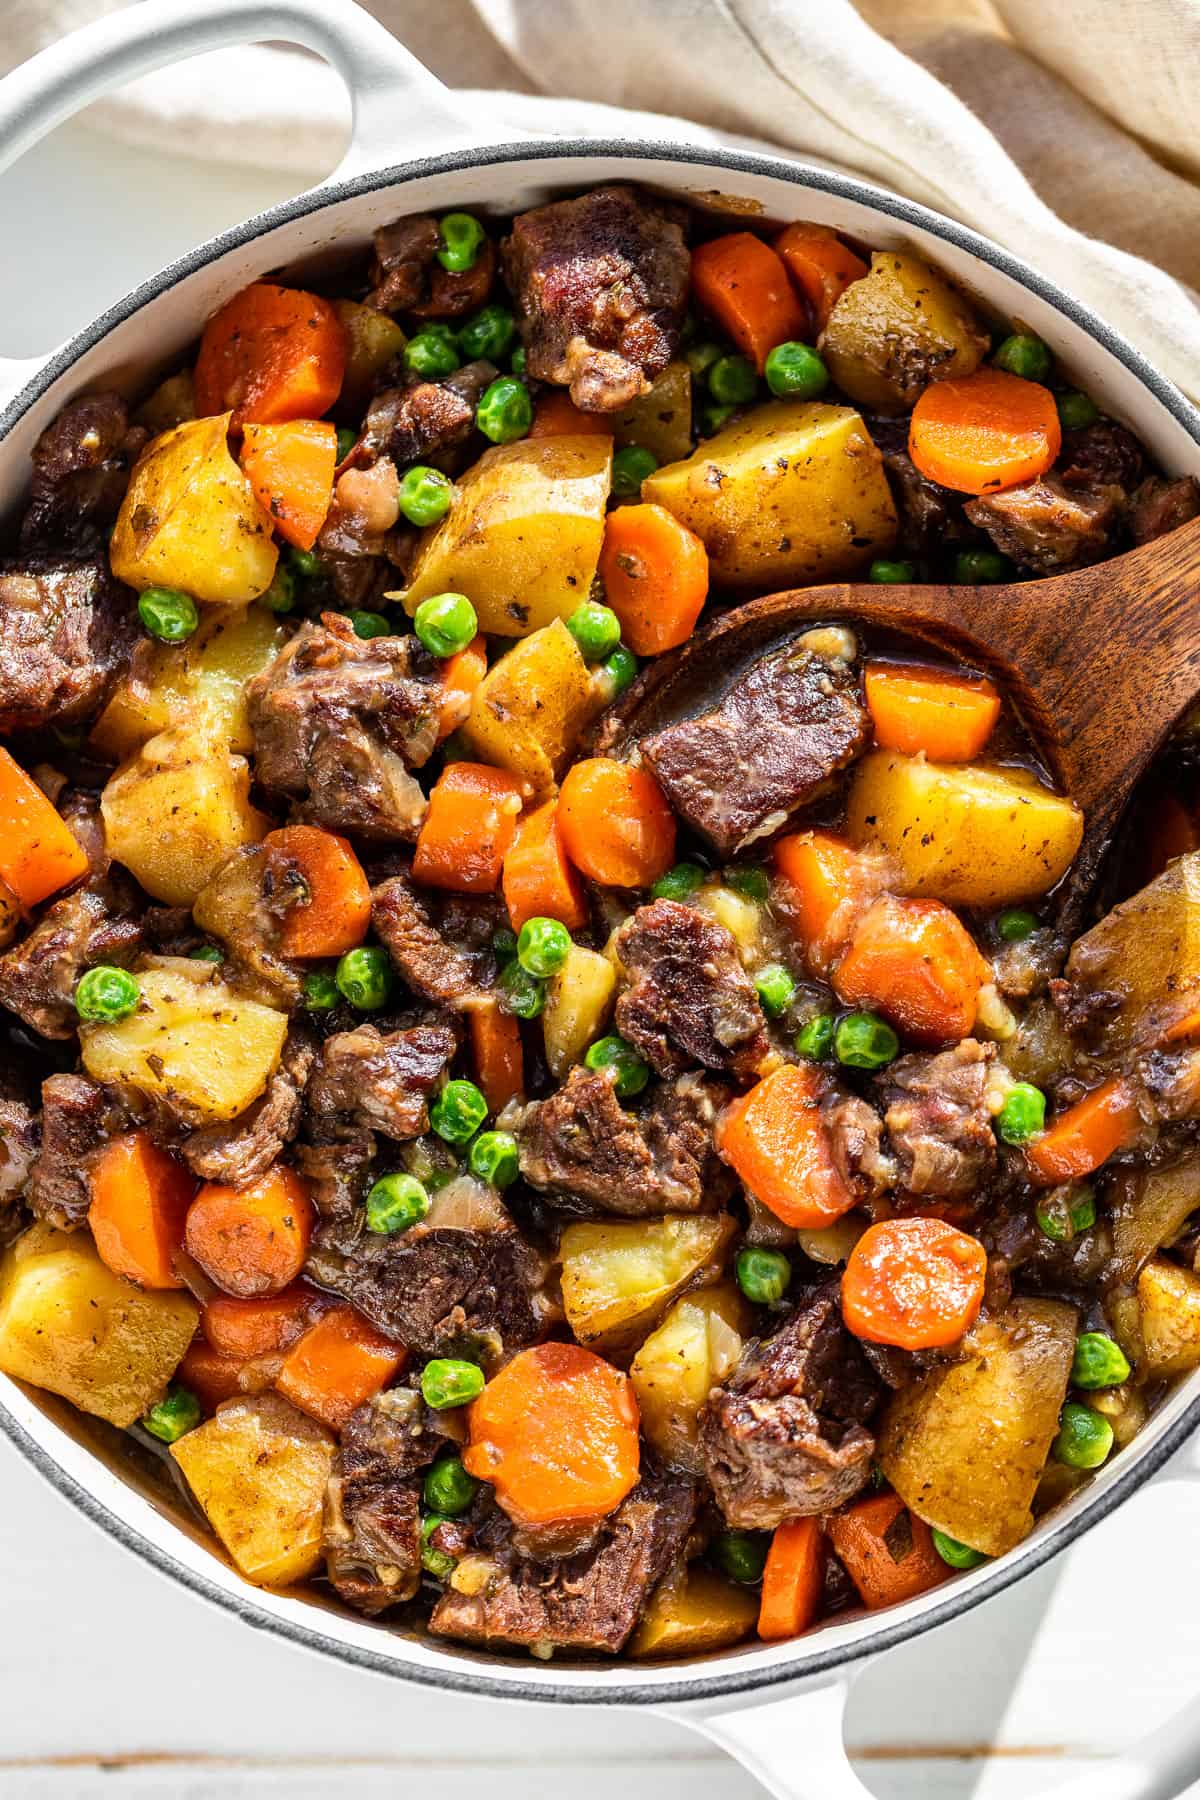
left=763, top=341, right=829, bottom=400
left=468, top=1129, right=520, bottom=1190
left=422, top=1357, right=486, bottom=1411
left=74, top=965, right=140, bottom=1024
left=997, top=907, right=1038, bottom=942
left=476, top=376, right=533, bottom=445
left=302, top=970, right=340, bottom=1012
left=1036, top=1185, right=1097, bottom=1244
left=189, top=945, right=224, bottom=964
left=612, top=444, right=659, bottom=502
left=398, top=465, right=455, bottom=528
left=492, top=925, right=518, bottom=964
left=651, top=862, right=706, bottom=902
left=795, top=1013, right=835, bottom=1061
left=755, top=964, right=796, bottom=1019
left=954, top=548, right=1013, bottom=585
left=698, top=401, right=736, bottom=437
left=431, top=1079, right=489, bottom=1144
left=510, top=346, right=527, bottom=376
left=498, top=959, right=546, bottom=1020
left=366, top=1171, right=430, bottom=1235
left=437, top=212, right=486, bottom=274
left=567, top=600, right=621, bottom=663
left=420, top=1513, right=458, bottom=1579
left=1071, top=1332, right=1131, bottom=1391
left=138, top=586, right=199, bottom=643
left=335, top=945, right=391, bottom=1011
left=423, top=1453, right=481, bottom=1517
left=335, top=426, right=358, bottom=463
left=349, top=610, right=390, bottom=640
left=517, top=916, right=572, bottom=979
left=724, top=865, right=769, bottom=903
left=735, top=1246, right=792, bottom=1306
left=869, top=558, right=916, bottom=584
left=1054, top=1400, right=1114, bottom=1470
left=601, top=643, right=639, bottom=697
left=288, top=545, right=324, bottom=581
left=585, top=1034, right=650, bottom=1099
left=932, top=1529, right=988, bottom=1570
left=141, top=1384, right=201, bottom=1445
left=684, top=341, right=723, bottom=380
left=995, top=1082, right=1046, bottom=1145
left=414, top=591, right=478, bottom=659
left=834, top=1010, right=899, bottom=1070
left=992, top=333, right=1053, bottom=383
left=261, top=564, right=296, bottom=613
left=708, top=354, right=758, bottom=406
left=1056, top=390, right=1100, bottom=431
left=711, top=1529, right=769, bottom=1585
left=457, top=303, right=516, bottom=363
left=405, top=329, right=461, bottom=379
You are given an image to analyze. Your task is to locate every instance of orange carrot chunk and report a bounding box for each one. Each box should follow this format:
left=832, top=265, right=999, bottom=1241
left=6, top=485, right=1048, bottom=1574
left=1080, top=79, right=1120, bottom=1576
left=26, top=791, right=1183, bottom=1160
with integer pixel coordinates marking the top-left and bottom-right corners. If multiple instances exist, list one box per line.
left=774, top=222, right=868, bottom=332
left=718, top=1063, right=857, bottom=1229
left=470, top=1001, right=525, bottom=1114
left=864, top=662, right=1001, bottom=761
left=690, top=233, right=809, bottom=372
left=88, top=1131, right=195, bottom=1290
left=558, top=757, right=676, bottom=889
left=464, top=1342, right=640, bottom=1529
left=437, top=633, right=488, bottom=741
left=528, top=391, right=613, bottom=438
left=239, top=418, right=338, bottom=550
left=276, top=1305, right=406, bottom=1431
left=502, top=798, right=589, bottom=933
left=264, top=824, right=372, bottom=959
left=194, top=282, right=346, bottom=429
left=773, top=830, right=883, bottom=973
left=0, top=746, right=89, bottom=907
left=758, top=1516, right=825, bottom=1641
left=597, top=503, right=709, bottom=657
left=185, top=1165, right=314, bottom=1299
left=1025, top=1077, right=1142, bottom=1186
left=908, top=367, right=1062, bottom=496
left=828, top=1494, right=948, bottom=1609
left=201, top=1287, right=321, bottom=1360
left=834, top=894, right=989, bottom=1046
left=843, top=1217, right=987, bottom=1350
left=413, top=762, right=527, bottom=895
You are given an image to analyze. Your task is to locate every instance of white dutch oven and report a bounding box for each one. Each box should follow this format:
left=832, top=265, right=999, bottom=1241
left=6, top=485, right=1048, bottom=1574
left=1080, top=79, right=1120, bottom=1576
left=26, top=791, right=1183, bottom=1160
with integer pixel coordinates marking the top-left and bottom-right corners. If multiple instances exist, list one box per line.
left=2, top=5, right=1200, bottom=1795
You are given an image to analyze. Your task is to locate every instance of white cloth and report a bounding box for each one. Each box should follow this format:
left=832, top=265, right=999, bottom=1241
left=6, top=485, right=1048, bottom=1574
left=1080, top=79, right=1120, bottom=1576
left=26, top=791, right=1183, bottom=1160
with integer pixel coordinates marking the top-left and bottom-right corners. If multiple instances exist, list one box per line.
left=7, top=0, right=1200, bottom=397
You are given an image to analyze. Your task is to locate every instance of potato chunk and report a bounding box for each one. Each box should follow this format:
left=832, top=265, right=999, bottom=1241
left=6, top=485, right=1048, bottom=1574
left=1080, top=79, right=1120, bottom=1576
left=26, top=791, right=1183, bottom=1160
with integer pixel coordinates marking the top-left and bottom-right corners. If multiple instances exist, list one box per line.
left=334, top=299, right=407, bottom=412
left=819, top=250, right=988, bottom=413
left=110, top=412, right=278, bottom=604
left=629, top=1560, right=759, bottom=1658
left=630, top=1283, right=751, bottom=1474
left=642, top=401, right=897, bottom=588
left=102, top=726, right=269, bottom=905
left=80, top=961, right=288, bottom=1125
left=878, top=1297, right=1076, bottom=1557
left=542, top=944, right=617, bottom=1079
left=1110, top=1152, right=1200, bottom=1285
left=171, top=1392, right=334, bottom=1587
left=1137, top=1259, right=1200, bottom=1380
left=559, top=1214, right=736, bottom=1350
left=846, top=751, right=1082, bottom=907
left=463, top=619, right=598, bottom=795
left=400, top=437, right=612, bottom=638
left=1064, top=852, right=1200, bottom=1055
left=0, top=1223, right=197, bottom=1428
left=608, top=360, right=693, bottom=465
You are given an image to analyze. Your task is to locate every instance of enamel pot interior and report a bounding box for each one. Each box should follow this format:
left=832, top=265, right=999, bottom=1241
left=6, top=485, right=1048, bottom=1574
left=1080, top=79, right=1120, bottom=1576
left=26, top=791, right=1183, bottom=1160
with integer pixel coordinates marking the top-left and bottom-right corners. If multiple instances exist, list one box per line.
left=3, top=140, right=1200, bottom=1707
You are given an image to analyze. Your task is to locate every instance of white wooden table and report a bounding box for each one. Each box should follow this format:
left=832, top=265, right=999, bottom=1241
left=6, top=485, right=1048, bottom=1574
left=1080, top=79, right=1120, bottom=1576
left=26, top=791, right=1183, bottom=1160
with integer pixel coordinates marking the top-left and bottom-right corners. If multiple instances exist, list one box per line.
left=1, top=118, right=1198, bottom=1800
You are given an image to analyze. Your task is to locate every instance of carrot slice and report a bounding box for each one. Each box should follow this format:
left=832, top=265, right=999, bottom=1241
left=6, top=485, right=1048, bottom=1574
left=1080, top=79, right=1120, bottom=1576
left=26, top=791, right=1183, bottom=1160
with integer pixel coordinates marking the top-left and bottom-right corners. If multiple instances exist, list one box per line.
left=437, top=634, right=488, bottom=741
left=690, top=233, right=808, bottom=371
left=185, top=1165, right=314, bottom=1299
left=463, top=1342, right=640, bottom=1529
left=528, top=391, right=613, bottom=438
left=843, top=1217, right=987, bottom=1350
left=194, top=282, right=346, bottom=429
left=834, top=895, right=989, bottom=1046
left=264, top=824, right=372, bottom=959
left=864, top=662, right=1001, bottom=761
left=773, top=830, right=883, bottom=973
left=597, top=503, right=709, bottom=657
left=558, top=757, right=676, bottom=889
left=276, top=1305, right=406, bottom=1431
left=413, top=762, right=526, bottom=895
left=827, top=1494, right=947, bottom=1609
left=1025, top=1077, right=1141, bottom=1186
left=470, top=1000, right=525, bottom=1114
left=178, top=1339, right=277, bottom=1412
left=239, top=419, right=337, bottom=550
left=758, top=1516, right=825, bottom=1641
left=502, top=798, right=589, bottom=933
left=0, top=746, right=89, bottom=907
left=774, top=223, right=868, bottom=332
left=202, top=1287, right=320, bottom=1359
left=717, top=1063, right=856, bottom=1229
left=88, top=1131, right=195, bottom=1290
left=908, top=367, right=1062, bottom=496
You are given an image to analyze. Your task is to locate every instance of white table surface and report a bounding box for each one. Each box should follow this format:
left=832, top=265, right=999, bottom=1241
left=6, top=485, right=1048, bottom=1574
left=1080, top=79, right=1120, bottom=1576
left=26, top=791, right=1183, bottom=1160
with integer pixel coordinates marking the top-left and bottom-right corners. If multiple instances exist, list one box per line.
left=1, top=117, right=1198, bottom=1800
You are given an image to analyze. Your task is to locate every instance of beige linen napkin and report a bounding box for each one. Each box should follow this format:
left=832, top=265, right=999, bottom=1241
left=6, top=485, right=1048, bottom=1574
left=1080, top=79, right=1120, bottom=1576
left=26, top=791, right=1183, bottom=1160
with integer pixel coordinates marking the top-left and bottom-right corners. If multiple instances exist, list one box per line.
left=7, top=0, right=1200, bottom=396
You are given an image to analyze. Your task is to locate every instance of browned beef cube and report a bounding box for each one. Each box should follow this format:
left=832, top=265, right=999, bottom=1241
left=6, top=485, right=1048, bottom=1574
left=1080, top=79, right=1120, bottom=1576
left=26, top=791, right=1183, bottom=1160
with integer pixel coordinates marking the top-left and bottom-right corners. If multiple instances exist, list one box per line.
left=324, top=1390, right=432, bottom=1615
left=27, top=1073, right=128, bottom=1230
left=0, top=560, right=134, bottom=733
left=371, top=872, right=497, bottom=1010
left=613, top=899, right=767, bottom=1079
left=306, top=1022, right=458, bottom=1143
left=880, top=1038, right=997, bottom=1200
left=1129, top=474, right=1200, bottom=545
left=0, top=881, right=142, bottom=1040
left=964, top=474, right=1119, bottom=572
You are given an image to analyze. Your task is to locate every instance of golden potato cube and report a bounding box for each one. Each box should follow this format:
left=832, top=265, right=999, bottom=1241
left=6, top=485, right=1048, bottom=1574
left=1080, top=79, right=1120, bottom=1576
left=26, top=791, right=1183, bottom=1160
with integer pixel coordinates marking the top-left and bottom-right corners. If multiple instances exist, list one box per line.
left=171, top=1393, right=334, bottom=1587
left=542, top=944, right=617, bottom=1079
left=560, top=1214, right=736, bottom=1350
left=399, top=436, right=612, bottom=637
left=642, top=401, right=897, bottom=588
left=0, top=1224, right=197, bottom=1428
left=609, top=360, right=694, bottom=465
left=463, top=618, right=597, bottom=794
left=1110, top=1152, right=1200, bottom=1285
left=630, top=1283, right=751, bottom=1474
left=334, top=299, right=407, bottom=412
left=820, top=250, right=989, bottom=413
left=1137, top=1259, right=1200, bottom=1380
left=629, top=1560, right=759, bottom=1658
left=1064, top=852, right=1200, bottom=1055
left=134, top=369, right=196, bottom=435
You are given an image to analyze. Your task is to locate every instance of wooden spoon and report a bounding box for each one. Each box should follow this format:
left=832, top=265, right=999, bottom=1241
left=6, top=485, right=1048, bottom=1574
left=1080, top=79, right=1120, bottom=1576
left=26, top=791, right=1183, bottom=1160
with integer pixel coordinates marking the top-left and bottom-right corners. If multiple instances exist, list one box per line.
left=602, top=515, right=1200, bottom=918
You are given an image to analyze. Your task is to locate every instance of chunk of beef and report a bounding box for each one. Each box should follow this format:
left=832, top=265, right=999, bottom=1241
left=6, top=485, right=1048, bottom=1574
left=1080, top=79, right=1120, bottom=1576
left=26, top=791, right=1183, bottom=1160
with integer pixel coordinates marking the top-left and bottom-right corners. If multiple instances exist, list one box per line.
left=823, top=1089, right=894, bottom=1199
left=323, top=1389, right=428, bottom=1614
left=1137, top=1046, right=1200, bottom=1123
left=881, top=1040, right=997, bottom=1201
left=430, top=1468, right=696, bottom=1654
left=246, top=615, right=438, bottom=840
left=1129, top=475, right=1200, bottom=545
left=26, top=1073, right=127, bottom=1229
left=0, top=880, right=143, bottom=1040
left=991, top=926, right=1062, bottom=1001
left=366, top=214, right=496, bottom=321
left=700, top=1286, right=880, bottom=1528
left=868, top=415, right=968, bottom=553
left=641, top=646, right=868, bottom=858
left=180, top=1027, right=317, bottom=1187
left=964, top=475, right=1119, bottom=572
left=371, top=872, right=496, bottom=1009
left=502, top=186, right=688, bottom=412
left=307, top=1022, right=458, bottom=1143
left=614, top=900, right=766, bottom=1079
left=295, top=1130, right=376, bottom=1222
left=0, top=560, right=135, bottom=734
left=517, top=1065, right=731, bottom=1215
left=20, top=394, right=139, bottom=555
left=1057, top=420, right=1145, bottom=494
left=0, top=1059, right=38, bottom=1227
left=362, top=362, right=496, bottom=472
